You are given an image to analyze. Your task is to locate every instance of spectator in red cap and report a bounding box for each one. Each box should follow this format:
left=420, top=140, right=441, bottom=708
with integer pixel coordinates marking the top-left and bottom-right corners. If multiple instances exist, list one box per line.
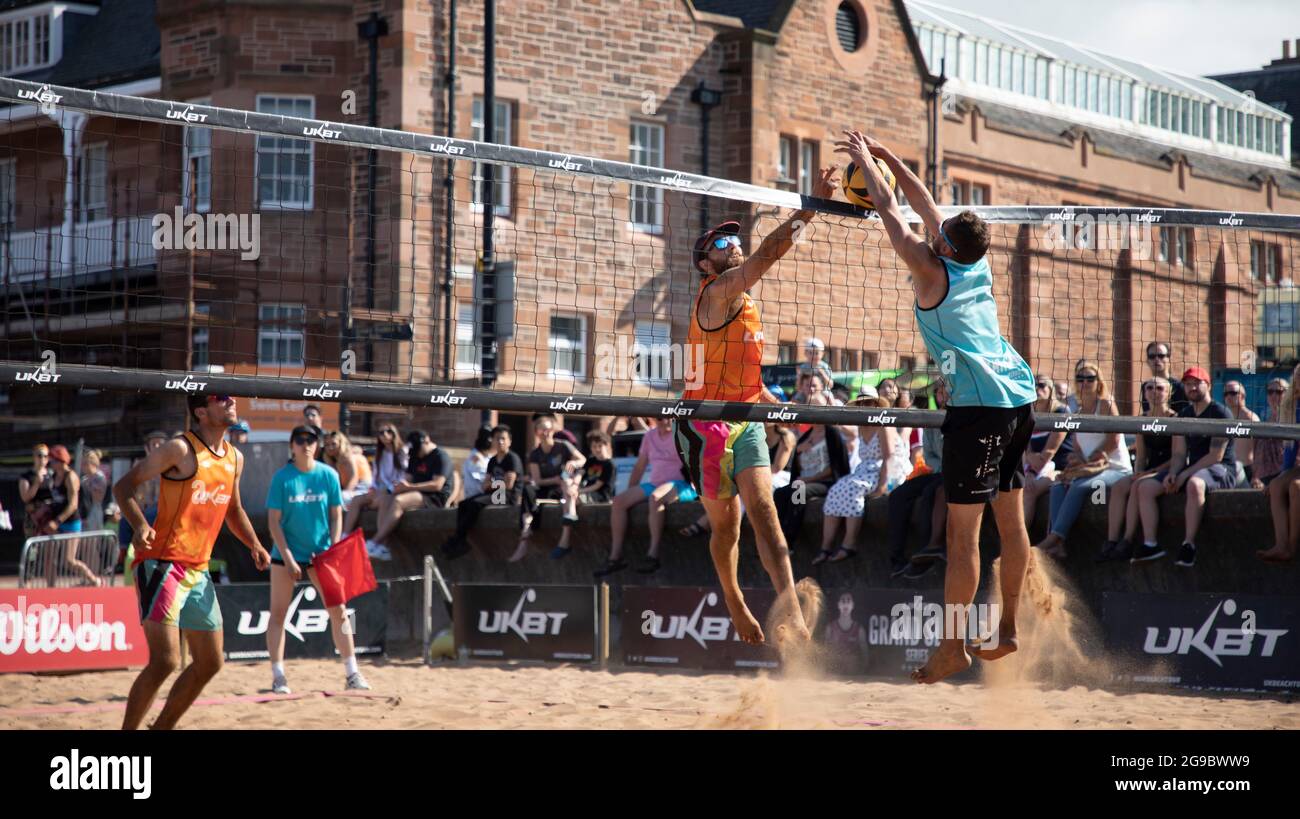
left=1131, top=366, right=1236, bottom=568
left=46, top=444, right=102, bottom=586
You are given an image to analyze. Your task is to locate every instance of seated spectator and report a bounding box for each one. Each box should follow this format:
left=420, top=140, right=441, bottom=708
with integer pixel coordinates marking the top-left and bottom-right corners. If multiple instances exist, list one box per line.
left=1222, top=379, right=1260, bottom=486
left=814, top=397, right=910, bottom=565
left=1252, top=377, right=1290, bottom=490
left=1034, top=361, right=1132, bottom=560
left=886, top=380, right=948, bottom=577
left=442, top=426, right=523, bottom=559
left=462, top=426, right=496, bottom=499
left=797, top=337, right=835, bottom=389
left=593, top=417, right=697, bottom=577
left=1142, top=340, right=1189, bottom=413
left=343, top=422, right=406, bottom=535
left=1022, top=377, right=1073, bottom=528
left=1132, top=367, right=1236, bottom=567
left=303, top=404, right=327, bottom=460
left=552, top=430, right=616, bottom=558
left=365, top=430, right=452, bottom=561
left=323, top=431, right=373, bottom=508
left=773, top=392, right=850, bottom=545
left=1260, top=367, right=1300, bottom=563
left=510, top=414, right=585, bottom=562
left=1055, top=380, right=1073, bottom=411
left=1099, top=377, right=1177, bottom=562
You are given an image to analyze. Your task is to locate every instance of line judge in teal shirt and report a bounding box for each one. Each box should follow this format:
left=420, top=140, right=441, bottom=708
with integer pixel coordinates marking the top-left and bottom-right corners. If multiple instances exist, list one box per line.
left=265, top=424, right=369, bottom=695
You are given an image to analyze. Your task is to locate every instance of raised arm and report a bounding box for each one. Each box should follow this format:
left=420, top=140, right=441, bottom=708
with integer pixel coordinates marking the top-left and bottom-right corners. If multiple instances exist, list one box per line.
left=708, top=166, right=839, bottom=305
left=861, top=135, right=944, bottom=237
left=834, top=130, right=947, bottom=303
left=112, top=438, right=189, bottom=543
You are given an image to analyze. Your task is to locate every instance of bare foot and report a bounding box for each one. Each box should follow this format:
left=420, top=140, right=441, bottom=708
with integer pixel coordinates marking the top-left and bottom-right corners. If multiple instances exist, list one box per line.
left=911, top=642, right=972, bottom=684
left=728, top=604, right=765, bottom=645
left=969, top=623, right=1019, bottom=661
left=1256, top=547, right=1294, bottom=563
left=507, top=539, right=530, bottom=563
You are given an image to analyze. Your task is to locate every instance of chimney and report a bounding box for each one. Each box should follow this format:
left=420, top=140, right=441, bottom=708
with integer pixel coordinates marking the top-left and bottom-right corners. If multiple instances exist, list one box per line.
left=1287, top=40, right=1293, bottom=60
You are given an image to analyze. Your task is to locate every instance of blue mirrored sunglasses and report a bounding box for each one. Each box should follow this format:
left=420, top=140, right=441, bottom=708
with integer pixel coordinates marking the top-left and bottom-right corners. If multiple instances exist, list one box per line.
left=712, top=235, right=741, bottom=250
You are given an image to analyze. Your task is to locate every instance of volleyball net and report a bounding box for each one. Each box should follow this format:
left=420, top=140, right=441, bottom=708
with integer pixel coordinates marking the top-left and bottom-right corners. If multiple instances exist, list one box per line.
left=2, top=77, right=1300, bottom=440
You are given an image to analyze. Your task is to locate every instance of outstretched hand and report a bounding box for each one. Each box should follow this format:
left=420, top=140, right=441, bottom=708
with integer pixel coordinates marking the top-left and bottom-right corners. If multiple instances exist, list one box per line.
left=833, top=129, right=873, bottom=170
left=811, top=165, right=838, bottom=199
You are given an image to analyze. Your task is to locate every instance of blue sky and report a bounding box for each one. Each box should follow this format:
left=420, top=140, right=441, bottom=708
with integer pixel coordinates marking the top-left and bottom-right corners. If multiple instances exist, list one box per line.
left=923, top=0, right=1300, bottom=76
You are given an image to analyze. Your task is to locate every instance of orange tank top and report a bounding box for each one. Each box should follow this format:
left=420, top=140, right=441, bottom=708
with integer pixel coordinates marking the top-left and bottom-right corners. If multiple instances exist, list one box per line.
left=683, top=275, right=765, bottom=403
left=134, top=431, right=238, bottom=570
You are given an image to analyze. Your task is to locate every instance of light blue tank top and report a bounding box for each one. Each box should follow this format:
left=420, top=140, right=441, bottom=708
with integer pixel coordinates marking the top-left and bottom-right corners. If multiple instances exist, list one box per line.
left=914, top=255, right=1037, bottom=408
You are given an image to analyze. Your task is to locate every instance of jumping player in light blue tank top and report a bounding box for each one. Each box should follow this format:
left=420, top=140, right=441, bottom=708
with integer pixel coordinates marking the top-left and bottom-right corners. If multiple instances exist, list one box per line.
left=835, top=129, right=1037, bottom=685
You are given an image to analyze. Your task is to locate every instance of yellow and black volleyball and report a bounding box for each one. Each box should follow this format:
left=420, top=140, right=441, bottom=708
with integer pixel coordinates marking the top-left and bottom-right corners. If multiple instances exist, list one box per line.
left=842, top=157, right=897, bottom=210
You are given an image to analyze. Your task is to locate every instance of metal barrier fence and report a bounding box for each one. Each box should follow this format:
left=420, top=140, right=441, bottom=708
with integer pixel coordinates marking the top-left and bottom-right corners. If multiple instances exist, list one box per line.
left=18, top=531, right=120, bottom=588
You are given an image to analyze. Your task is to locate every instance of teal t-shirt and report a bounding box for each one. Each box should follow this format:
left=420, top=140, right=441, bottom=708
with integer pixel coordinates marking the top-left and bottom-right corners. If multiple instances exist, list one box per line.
left=267, top=461, right=343, bottom=563
left=915, top=255, right=1038, bottom=408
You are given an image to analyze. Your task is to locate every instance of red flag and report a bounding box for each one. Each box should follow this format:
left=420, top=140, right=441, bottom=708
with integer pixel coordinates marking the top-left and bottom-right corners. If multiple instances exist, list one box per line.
left=313, top=529, right=378, bottom=608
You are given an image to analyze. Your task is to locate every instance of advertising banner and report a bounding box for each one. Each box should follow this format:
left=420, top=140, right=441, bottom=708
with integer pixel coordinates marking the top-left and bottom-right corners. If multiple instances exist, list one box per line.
left=0, top=587, right=149, bottom=673
left=454, top=584, right=597, bottom=663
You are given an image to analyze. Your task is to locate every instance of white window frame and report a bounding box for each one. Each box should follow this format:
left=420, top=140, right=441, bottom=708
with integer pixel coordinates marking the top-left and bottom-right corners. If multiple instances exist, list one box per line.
left=1175, top=228, right=1190, bottom=266
left=257, top=303, right=306, bottom=367
left=192, top=329, right=210, bottom=368
left=547, top=313, right=588, bottom=381
left=471, top=97, right=512, bottom=217
left=0, top=157, right=14, bottom=226
left=455, top=302, right=481, bottom=373
left=633, top=320, right=672, bottom=388
left=777, top=136, right=794, bottom=185
left=629, top=122, right=664, bottom=234
left=255, top=95, right=314, bottom=210
left=78, top=142, right=107, bottom=223
left=182, top=97, right=212, bottom=213
left=1158, top=227, right=1170, bottom=262
left=799, top=141, right=816, bottom=196
left=0, top=9, right=56, bottom=74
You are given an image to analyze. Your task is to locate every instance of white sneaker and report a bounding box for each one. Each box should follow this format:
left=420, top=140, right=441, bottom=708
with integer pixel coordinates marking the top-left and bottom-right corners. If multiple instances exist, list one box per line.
left=366, top=540, right=392, bottom=561
left=272, top=674, right=291, bottom=695
left=345, top=671, right=371, bottom=691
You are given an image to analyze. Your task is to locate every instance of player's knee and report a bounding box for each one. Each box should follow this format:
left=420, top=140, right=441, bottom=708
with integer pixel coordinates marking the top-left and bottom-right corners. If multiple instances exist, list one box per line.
left=147, top=652, right=180, bottom=677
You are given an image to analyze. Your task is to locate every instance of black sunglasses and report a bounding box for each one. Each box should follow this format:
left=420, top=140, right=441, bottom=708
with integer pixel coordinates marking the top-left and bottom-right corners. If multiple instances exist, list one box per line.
left=1035, top=382, right=1051, bottom=389
left=1147, top=352, right=1169, bottom=359
left=292, top=436, right=316, bottom=446
left=379, top=429, right=395, bottom=436
left=1224, top=390, right=1242, bottom=397
left=1075, top=375, right=1098, bottom=383
left=1268, top=388, right=1286, bottom=395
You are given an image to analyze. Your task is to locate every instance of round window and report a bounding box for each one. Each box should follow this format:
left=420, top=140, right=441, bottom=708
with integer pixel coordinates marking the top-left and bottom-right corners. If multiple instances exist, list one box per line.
left=836, top=1, right=863, bottom=53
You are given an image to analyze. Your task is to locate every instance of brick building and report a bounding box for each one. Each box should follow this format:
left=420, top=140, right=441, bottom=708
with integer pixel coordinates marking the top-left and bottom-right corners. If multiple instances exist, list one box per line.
left=1, top=0, right=1298, bottom=452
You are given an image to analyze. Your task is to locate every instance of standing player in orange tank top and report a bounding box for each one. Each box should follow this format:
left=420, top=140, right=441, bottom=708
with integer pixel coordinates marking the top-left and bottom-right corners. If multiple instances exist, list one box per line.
left=112, top=392, right=271, bottom=730
left=674, top=165, right=838, bottom=648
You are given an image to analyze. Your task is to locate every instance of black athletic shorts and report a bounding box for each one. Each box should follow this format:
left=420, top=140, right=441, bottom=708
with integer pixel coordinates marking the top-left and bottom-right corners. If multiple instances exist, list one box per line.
left=940, top=403, right=1036, bottom=504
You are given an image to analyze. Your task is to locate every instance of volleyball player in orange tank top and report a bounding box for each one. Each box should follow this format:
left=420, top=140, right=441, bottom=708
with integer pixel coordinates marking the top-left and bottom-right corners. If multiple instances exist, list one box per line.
left=674, top=165, right=838, bottom=648
left=112, top=392, right=271, bottom=730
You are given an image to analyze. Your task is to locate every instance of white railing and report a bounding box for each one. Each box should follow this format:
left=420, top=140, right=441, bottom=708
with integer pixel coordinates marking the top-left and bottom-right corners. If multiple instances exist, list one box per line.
left=0, top=216, right=158, bottom=283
